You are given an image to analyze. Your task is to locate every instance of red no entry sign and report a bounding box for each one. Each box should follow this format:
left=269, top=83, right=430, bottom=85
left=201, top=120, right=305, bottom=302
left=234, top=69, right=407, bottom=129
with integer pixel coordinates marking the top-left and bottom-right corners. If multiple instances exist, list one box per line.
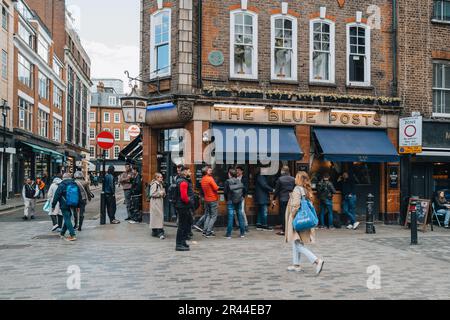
left=96, top=131, right=115, bottom=150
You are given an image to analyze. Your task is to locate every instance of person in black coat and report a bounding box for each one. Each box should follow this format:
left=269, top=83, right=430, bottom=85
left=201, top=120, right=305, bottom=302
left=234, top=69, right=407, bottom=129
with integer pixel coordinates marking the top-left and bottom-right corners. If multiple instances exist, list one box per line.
left=272, top=166, right=295, bottom=235
left=255, top=167, right=274, bottom=231
left=236, top=166, right=249, bottom=233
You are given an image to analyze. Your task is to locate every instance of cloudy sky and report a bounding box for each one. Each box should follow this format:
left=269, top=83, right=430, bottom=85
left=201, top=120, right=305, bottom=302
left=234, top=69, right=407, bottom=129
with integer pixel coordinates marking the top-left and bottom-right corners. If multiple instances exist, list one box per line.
left=66, top=0, right=141, bottom=93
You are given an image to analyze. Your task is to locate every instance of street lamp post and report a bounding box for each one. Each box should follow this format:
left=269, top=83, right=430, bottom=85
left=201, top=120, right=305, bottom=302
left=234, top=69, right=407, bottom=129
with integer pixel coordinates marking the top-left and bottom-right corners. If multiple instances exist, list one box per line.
left=1, top=100, right=10, bottom=205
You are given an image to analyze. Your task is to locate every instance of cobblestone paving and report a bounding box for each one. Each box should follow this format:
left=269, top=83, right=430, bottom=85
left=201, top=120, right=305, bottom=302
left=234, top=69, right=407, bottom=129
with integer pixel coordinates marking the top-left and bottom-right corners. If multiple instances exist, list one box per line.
left=0, top=202, right=449, bottom=300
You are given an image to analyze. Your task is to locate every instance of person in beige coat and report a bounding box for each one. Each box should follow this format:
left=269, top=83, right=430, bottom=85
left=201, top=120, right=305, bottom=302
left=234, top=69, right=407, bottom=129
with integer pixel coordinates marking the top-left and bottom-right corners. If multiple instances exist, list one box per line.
left=285, top=171, right=324, bottom=275
left=148, top=173, right=166, bottom=239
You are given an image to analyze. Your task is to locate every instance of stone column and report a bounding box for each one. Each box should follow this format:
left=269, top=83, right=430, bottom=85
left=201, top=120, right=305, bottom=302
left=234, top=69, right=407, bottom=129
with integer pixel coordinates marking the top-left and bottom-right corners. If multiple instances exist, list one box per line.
left=178, top=0, right=193, bottom=94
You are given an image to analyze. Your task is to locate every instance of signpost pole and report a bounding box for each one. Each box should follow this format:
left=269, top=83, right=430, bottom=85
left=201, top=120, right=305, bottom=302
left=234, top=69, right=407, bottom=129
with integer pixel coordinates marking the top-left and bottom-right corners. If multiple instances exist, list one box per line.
left=100, top=149, right=106, bottom=225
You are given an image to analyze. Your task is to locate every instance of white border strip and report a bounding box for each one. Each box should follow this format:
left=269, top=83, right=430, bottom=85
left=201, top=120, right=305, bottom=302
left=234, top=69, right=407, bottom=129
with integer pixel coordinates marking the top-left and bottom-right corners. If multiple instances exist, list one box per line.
left=53, top=112, right=63, bottom=121
left=18, top=90, right=34, bottom=104
left=38, top=103, right=51, bottom=114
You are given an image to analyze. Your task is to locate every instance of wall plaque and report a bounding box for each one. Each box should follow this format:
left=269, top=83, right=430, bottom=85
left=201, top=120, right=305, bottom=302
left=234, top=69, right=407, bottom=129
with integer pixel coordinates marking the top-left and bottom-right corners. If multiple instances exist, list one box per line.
left=208, top=51, right=224, bottom=66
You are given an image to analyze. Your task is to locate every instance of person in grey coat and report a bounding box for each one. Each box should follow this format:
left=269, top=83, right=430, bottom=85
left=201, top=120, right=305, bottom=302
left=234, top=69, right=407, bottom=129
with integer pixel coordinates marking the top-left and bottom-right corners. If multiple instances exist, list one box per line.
left=272, top=166, right=295, bottom=236
left=254, top=167, right=274, bottom=231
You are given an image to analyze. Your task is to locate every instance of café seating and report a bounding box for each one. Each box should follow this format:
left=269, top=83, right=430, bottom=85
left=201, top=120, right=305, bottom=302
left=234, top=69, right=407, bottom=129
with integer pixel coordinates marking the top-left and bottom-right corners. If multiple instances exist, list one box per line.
left=431, top=202, right=446, bottom=227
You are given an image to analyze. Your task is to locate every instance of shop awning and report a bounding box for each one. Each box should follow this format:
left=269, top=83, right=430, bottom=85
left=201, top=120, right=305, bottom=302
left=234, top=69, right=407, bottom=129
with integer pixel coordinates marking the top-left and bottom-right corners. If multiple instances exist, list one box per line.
left=314, top=128, right=399, bottom=163
left=118, top=135, right=142, bottom=162
left=21, top=142, right=64, bottom=158
left=212, top=124, right=303, bottom=162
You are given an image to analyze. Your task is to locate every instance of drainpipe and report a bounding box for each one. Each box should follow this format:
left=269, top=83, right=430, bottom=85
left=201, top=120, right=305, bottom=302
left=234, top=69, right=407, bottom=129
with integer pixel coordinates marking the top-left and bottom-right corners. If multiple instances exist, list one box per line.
left=197, top=0, right=203, bottom=89
left=392, top=0, right=398, bottom=97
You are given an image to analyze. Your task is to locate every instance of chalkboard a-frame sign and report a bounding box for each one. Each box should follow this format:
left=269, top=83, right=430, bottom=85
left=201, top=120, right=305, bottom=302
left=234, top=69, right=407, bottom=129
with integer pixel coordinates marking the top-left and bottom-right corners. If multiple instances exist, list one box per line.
left=404, top=198, right=431, bottom=232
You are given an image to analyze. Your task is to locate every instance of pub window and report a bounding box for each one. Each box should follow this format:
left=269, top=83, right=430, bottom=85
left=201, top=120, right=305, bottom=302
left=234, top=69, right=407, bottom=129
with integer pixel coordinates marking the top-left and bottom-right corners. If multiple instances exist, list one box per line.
left=230, top=10, right=258, bottom=79
left=271, top=15, right=297, bottom=81
left=114, top=146, right=120, bottom=159
left=433, top=0, right=450, bottom=22
left=310, top=19, right=335, bottom=83
left=347, top=23, right=371, bottom=86
left=433, top=62, right=450, bottom=116
left=150, top=9, right=171, bottom=79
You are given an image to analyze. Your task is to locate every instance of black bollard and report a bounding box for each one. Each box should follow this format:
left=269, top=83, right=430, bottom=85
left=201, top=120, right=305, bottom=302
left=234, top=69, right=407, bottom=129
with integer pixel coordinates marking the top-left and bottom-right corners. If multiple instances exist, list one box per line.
left=366, top=193, right=375, bottom=234
left=410, top=198, right=418, bottom=245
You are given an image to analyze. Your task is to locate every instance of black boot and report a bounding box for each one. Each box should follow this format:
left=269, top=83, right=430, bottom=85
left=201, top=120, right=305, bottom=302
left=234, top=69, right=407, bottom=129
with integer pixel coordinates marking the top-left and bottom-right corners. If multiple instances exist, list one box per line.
left=73, top=213, right=78, bottom=230
left=50, top=215, right=57, bottom=226
left=78, top=215, right=84, bottom=231
left=57, top=215, right=63, bottom=228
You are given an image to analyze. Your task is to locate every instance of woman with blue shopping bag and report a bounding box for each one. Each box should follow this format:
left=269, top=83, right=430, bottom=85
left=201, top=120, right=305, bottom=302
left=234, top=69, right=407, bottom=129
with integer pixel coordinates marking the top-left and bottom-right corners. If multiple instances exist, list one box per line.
left=285, top=171, right=324, bottom=275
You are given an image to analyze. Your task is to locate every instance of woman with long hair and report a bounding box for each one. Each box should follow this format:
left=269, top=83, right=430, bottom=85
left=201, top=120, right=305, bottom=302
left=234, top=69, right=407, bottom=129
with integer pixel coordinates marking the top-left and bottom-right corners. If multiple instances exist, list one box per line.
left=285, top=171, right=324, bottom=274
left=148, top=173, right=166, bottom=239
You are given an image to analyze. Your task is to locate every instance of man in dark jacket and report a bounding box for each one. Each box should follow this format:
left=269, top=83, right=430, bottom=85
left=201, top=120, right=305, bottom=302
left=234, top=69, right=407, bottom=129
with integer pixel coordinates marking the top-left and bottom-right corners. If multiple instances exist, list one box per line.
left=102, top=166, right=120, bottom=225
left=338, top=172, right=360, bottom=230
left=255, top=167, right=274, bottom=231
left=52, top=173, right=82, bottom=241
left=129, top=166, right=143, bottom=223
left=272, top=166, right=295, bottom=235
left=224, top=169, right=245, bottom=239
left=317, top=173, right=337, bottom=229
left=175, top=166, right=195, bottom=251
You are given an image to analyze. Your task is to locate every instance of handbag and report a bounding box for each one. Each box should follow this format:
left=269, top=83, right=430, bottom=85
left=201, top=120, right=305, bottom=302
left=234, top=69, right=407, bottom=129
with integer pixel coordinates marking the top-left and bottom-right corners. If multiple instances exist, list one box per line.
left=43, top=199, right=51, bottom=214
left=292, top=196, right=319, bottom=232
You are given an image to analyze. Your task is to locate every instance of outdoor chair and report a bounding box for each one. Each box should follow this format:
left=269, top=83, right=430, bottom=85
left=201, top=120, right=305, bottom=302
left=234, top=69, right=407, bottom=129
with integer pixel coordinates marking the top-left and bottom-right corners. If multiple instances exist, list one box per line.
left=431, top=202, right=446, bottom=227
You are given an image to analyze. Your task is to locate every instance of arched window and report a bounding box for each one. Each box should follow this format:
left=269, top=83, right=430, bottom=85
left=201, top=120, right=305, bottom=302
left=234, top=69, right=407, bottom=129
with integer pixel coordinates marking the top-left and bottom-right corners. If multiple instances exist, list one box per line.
left=347, top=23, right=371, bottom=86
left=310, top=18, right=335, bottom=83
left=150, top=8, right=171, bottom=79
left=271, top=14, right=297, bottom=81
left=230, top=10, right=258, bottom=79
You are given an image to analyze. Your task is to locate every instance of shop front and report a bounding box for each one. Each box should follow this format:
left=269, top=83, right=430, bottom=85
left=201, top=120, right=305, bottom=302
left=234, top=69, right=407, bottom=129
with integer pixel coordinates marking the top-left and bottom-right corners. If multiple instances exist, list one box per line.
left=142, top=101, right=401, bottom=224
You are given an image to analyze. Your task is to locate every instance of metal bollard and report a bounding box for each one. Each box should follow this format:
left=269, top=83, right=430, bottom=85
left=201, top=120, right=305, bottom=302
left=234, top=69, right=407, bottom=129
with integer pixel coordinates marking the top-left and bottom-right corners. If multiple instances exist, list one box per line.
left=410, top=197, right=418, bottom=245
left=366, top=193, right=375, bottom=234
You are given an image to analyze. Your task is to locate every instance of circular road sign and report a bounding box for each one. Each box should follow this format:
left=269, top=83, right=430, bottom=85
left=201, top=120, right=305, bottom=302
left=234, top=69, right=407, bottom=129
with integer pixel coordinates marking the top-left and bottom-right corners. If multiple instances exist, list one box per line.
left=404, top=125, right=417, bottom=138
left=96, top=131, right=115, bottom=150
left=128, top=125, right=141, bottom=138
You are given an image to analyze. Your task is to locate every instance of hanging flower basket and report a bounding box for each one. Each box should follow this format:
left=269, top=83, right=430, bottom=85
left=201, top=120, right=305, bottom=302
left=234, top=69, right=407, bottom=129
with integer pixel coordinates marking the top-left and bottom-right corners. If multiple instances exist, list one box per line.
left=215, top=90, right=233, bottom=97
left=237, top=91, right=264, bottom=99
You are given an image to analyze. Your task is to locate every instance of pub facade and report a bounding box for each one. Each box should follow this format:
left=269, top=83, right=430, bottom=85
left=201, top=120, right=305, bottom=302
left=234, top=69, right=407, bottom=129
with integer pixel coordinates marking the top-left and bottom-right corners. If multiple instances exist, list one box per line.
left=139, top=0, right=402, bottom=224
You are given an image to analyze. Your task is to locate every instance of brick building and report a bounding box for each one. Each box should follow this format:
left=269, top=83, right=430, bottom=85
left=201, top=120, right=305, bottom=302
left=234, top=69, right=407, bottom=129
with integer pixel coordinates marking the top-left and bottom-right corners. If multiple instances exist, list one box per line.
left=138, top=0, right=402, bottom=225
left=89, top=80, right=132, bottom=174
left=397, top=0, right=450, bottom=218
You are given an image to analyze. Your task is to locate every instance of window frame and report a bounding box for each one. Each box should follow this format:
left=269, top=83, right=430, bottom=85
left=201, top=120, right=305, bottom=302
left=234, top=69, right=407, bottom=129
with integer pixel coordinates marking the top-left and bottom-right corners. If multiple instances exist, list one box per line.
left=53, top=85, right=62, bottom=109
left=114, top=128, right=120, bottom=141
left=89, top=146, right=96, bottom=158
left=109, top=96, right=117, bottom=106
left=432, top=61, right=450, bottom=117
left=346, top=22, right=371, bottom=87
left=18, top=53, right=33, bottom=88
left=114, top=146, right=120, bottom=159
left=114, top=113, right=121, bottom=123
left=89, top=128, right=96, bottom=140
left=18, top=97, right=33, bottom=131
left=37, top=109, right=49, bottom=138
left=38, top=72, right=49, bottom=100
left=103, top=112, right=110, bottom=123
left=124, top=129, right=131, bottom=141
left=433, top=0, right=450, bottom=23
left=2, top=6, right=8, bottom=31
left=53, top=118, right=62, bottom=143
left=1, top=50, right=7, bottom=80
left=230, top=9, right=259, bottom=80
left=37, top=36, right=50, bottom=64
left=270, top=14, right=297, bottom=81
left=150, top=8, right=171, bottom=79
left=89, top=112, right=96, bottom=122
left=309, top=18, right=336, bottom=84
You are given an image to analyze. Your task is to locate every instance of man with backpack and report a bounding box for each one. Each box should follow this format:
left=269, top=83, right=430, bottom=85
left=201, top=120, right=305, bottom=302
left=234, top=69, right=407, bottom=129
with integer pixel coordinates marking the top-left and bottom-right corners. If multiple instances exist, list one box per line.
left=174, top=165, right=195, bottom=251
left=317, top=173, right=337, bottom=229
left=22, top=178, right=40, bottom=220
left=224, top=169, right=245, bottom=239
left=51, top=173, right=82, bottom=241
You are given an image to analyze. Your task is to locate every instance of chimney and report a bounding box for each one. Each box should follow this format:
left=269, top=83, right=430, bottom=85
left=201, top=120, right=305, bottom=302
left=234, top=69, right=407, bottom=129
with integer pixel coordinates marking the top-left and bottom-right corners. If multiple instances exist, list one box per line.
left=97, top=81, right=105, bottom=93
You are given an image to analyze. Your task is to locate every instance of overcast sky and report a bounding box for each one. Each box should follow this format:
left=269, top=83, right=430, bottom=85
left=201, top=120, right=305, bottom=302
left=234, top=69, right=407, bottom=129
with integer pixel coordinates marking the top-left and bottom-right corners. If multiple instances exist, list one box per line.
left=66, top=0, right=141, bottom=93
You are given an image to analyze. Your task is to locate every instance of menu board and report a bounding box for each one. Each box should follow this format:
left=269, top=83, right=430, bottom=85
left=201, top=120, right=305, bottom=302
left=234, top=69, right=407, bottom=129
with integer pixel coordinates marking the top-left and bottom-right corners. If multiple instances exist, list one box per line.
left=195, top=164, right=204, bottom=189
left=405, top=198, right=430, bottom=232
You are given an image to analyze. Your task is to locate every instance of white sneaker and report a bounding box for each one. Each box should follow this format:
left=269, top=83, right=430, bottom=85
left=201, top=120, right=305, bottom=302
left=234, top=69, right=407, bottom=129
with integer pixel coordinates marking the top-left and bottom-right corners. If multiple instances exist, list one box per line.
left=287, top=265, right=302, bottom=272
left=51, top=224, right=59, bottom=232
left=353, top=222, right=360, bottom=230
left=224, top=236, right=232, bottom=240
left=315, top=259, right=324, bottom=275
left=346, top=224, right=353, bottom=229
left=159, top=235, right=166, bottom=240
left=128, top=220, right=136, bottom=224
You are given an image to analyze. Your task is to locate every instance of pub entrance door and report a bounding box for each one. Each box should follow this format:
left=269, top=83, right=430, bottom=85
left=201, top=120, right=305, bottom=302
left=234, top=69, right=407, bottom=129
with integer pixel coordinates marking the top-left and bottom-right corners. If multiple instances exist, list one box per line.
left=158, top=152, right=178, bottom=222
left=349, top=163, right=381, bottom=218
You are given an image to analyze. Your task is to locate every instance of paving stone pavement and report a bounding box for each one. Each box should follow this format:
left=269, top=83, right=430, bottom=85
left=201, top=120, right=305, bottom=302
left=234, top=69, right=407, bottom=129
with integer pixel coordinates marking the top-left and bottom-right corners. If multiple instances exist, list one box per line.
left=0, top=202, right=449, bottom=300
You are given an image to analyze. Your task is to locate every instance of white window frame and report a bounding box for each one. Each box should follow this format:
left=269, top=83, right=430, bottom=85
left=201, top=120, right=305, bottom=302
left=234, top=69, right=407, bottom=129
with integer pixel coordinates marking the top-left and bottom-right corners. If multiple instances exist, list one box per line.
left=2, top=6, right=8, bottom=31
left=309, top=18, right=335, bottom=84
left=150, top=8, right=171, bottom=79
left=124, top=129, right=131, bottom=141
left=114, top=113, right=121, bottom=123
left=89, top=128, right=96, bottom=140
left=433, top=0, right=450, bottom=22
left=230, top=9, right=258, bottom=80
left=89, top=146, right=96, bottom=158
left=37, top=36, right=49, bottom=64
left=89, top=112, right=96, bottom=122
left=53, top=118, right=62, bottom=143
left=103, top=112, right=110, bottom=123
left=432, top=61, right=450, bottom=117
left=104, top=149, right=110, bottom=159
left=114, top=128, right=120, bottom=141
left=270, top=14, right=297, bottom=81
left=38, top=72, right=49, bottom=100
left=1, top=50, right=7, bottom=80
left=37, top=109, right=49, bottom=138
left=114, top=146, right=120, bottom=159
left=109, top=96, right=117, bottom=106
left=346, top=22, right=371, bottom=87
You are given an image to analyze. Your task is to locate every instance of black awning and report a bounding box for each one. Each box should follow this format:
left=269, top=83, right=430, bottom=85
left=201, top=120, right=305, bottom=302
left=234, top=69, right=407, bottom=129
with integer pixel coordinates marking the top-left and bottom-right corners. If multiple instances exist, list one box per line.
left=118, top=135, right=142, bottom=162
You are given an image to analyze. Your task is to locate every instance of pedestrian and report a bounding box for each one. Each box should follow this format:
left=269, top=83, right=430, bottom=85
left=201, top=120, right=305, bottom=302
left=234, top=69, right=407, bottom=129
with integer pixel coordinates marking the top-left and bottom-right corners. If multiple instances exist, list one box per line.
left=200, top=166, right=219, bottom=238
left=148, top=173, right=166, bottom=238
left=236, top=166, right=249, bottom=233
left=433, top=191, right=450, bottom=229
left=168, top=164, right=184, bottom=221
left=93, top=173, right=99, bottom=187
left=129, top=166, right=143, bottom=223
left=273, top=166, right=295, bottom=236
left=255, top=167, right=274, bottom=231
left=36, top=178, right=46, bottom=199
left=224, top=168, right=245, bottom=239
left=73, top=171, right=93, bottom=231
left=102, top=165, right=120, bottom=225
left=22, top=178, right=39, bottom=220
left=193, top=168, right=208, bottom=233
left=337, top=172, right=360, bottom=230
left=285, top=171, right=325, bottom=275
left=174, top=166, right=195, bottom=251
left=51, top=173, right=82, bottom=241
left=42, top=173, right=49, bottom=198
left=119, top=164, right=134, bottom=221
left=47, top=173, right=63, bottom=231
left=317, top=172, right=337, bottom=229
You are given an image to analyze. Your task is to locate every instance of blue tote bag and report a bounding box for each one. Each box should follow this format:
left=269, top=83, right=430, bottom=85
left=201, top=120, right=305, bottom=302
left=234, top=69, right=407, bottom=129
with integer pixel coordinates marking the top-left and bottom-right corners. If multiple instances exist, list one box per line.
left=293, top=196, right=319, bottom=232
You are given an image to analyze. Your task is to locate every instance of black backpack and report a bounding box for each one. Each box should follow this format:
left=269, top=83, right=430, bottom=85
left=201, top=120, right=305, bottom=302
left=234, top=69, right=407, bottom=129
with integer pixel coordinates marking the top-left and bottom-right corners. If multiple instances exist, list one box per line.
left=318, top=181, right=332, bottom=201
left=25, top=184, right=36, bottom=199
left=228, top=179, right=244, bottom=204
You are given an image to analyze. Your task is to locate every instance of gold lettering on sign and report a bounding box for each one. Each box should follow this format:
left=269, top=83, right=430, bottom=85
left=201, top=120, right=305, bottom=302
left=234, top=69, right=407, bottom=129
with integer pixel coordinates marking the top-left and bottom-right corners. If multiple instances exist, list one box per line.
left=340, top=113, right=350, bottom=125
left=361, top=114, right=371, bottom=126
left=229, top=108, right=240, bottom=120
left=269, top=110, right=279, bottom=122
left=352, top=114, right=361, bottom=125
left=243, top=109, right=254, bottom=121
left=306, top=112, right=317, bottom=124
left=214, top=107, right=226, bottom=120
left=329, top=113, right=338, bottom=124
left=373, top=114, right=382, bottom=126
left=282, top=110, right=292, bottom=123
left=293, top=111, right=303, bottom=122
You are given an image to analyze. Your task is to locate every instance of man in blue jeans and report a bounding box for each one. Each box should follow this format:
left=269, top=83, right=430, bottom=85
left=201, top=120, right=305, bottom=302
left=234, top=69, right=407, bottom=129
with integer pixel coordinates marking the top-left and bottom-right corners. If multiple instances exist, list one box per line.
left=224, top=169, right=245, bottom=239
left=255, top=167, right=274, bottom=231
left=317, top=173, right=336, bottom=229
left=338, top=172, right=360, bottom=230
